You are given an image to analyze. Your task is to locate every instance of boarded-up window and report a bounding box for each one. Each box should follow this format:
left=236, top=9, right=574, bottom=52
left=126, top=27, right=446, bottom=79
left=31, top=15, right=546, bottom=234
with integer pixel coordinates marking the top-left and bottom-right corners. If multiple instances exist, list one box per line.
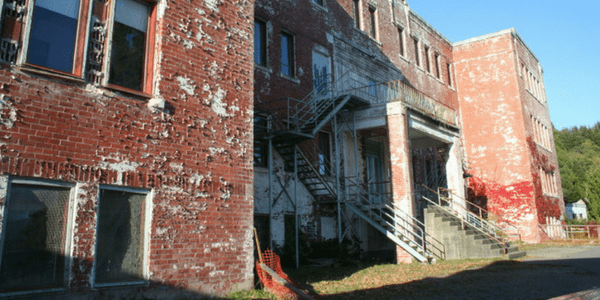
left=95, top=188, right=147, bottom=285
left=0, top=183, right=71, bottom=292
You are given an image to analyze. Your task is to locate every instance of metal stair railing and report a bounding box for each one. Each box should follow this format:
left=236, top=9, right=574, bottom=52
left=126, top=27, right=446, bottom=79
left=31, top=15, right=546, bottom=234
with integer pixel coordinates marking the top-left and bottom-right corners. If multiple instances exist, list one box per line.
left=294, top=144, right=336, bottom=198
left=436, top=187, right=522, bottom=242
left=420, top=185, right=515, bottom=253
left=344, top=178, right=443, bottom=261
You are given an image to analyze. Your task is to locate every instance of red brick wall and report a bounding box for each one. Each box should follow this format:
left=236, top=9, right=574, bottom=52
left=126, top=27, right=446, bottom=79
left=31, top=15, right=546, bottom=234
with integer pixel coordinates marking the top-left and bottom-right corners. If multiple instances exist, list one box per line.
left=0, top=0, right=255, bottom=297
left=455, top=30, right=563, bottom=243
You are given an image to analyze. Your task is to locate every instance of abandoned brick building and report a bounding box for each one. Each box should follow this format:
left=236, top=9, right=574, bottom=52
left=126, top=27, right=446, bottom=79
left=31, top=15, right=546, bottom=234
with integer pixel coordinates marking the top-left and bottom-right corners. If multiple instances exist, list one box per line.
left=0, top=0, right=563, bottom=298
left=253, top=0, right=563, bottom=265
left=0, top=0, right=255, bottom=298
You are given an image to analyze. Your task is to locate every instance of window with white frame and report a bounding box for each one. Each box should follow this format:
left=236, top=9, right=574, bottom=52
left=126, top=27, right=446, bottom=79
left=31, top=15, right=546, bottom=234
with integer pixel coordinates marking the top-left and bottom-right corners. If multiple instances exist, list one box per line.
left=94, top=186, right=149, bottom=286
left=522, top=64, right=546, bottom=102
left=539, top=167, right=558, bottom=196
left=0, top=0, right=157, bottom=94
left=0, top=179, right=74, bottom=294
left=531, top=115, right=552, bottom=151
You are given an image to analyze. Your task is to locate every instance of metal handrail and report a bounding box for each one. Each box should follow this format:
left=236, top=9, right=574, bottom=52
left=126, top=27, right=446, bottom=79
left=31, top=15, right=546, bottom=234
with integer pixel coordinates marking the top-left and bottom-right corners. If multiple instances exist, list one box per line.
left=420, top=186, right=509, bottom=252
left=344, top=178, right=444, bottom=259
left=437, top=187, right=521, bottom=242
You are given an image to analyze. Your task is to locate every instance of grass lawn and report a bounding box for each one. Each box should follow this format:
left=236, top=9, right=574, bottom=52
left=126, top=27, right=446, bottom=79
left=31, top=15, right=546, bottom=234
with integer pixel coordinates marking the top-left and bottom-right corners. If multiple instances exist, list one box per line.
left=227, top=240, right=599, bottom=299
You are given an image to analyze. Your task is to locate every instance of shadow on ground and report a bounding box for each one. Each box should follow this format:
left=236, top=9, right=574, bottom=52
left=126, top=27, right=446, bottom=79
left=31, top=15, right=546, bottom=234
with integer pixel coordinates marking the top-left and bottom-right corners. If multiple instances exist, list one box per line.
left=291, top=258, right=600, bottom=300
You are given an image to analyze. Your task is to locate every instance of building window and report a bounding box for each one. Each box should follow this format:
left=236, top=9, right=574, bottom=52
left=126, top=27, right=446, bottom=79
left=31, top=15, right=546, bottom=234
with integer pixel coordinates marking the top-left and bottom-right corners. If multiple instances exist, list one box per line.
left=0, top=179, right=74, bottom=293
left=26, top=0, right=84, bottom=74
left=313, top=0, right=324, bottom=6
left=424, top=45, right=430, bottom=73
left=398, top=27, right=405, bottom=57
left=280, top=31, right=294, bottom=77
left=352, top=0, right=361, bottom=29
left=446, top=63, right=453, bottom=87
left=368, top=6, right=377, bottom=39
left=254, top=115, right=269, bottom=167
left=107, top=0, right=153, bottom=92
left=318, top=132, right=331, bottom=176
left=94, top=187, right=148, bottom=286
left=254, top=19, right=267, bottom=66
left=7, top=0, right=156, bottom=93
left=413, top=38, right=420, bottom=67
left=434, top=53, right=441, bottom=79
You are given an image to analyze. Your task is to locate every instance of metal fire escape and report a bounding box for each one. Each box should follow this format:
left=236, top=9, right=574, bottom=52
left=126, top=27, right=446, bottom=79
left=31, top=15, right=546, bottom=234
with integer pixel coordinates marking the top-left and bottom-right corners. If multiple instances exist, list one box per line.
left=260, top=72, right=439, bottom=264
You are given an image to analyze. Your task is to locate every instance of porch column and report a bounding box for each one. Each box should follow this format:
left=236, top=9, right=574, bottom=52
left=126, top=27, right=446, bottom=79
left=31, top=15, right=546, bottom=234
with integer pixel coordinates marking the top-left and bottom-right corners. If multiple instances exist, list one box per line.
left=386, top=103, right=414, bottom=264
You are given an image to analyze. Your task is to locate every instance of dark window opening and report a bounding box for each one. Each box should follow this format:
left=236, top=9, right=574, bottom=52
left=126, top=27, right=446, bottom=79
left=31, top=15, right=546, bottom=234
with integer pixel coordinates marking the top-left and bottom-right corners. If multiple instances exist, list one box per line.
left=0, top=183, right=71, bottom=293
left=254, top=19, right=267, bottom=66
left=447, top=63, right=453, bottom=87
left=254, top=115, right=269, bottom=167
left=424, top=46, right=430, bottom=73
left=413, top=38, right=420, bottom=67
left=281, top=32, right=294, bottom=77
left=398, top=27, right=405, bottom=56
left=108, top=0, right=150, bottom=91
left=369, top=7, right=376, bottom=38
left=352, top=0, right=360, bottom=28
left=95, top=189, right=146, bottom=285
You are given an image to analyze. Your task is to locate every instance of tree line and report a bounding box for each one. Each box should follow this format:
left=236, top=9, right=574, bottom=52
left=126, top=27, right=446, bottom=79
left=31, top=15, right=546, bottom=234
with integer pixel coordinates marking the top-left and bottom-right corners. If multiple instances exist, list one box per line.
left=554, top=122, right=600, bottom=220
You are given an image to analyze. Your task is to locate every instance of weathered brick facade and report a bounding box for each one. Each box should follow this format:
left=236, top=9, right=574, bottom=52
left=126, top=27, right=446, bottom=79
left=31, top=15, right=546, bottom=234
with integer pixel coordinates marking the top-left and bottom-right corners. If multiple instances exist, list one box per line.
left=0, top=0, right=254, bottom=298
left=455, top=29, right=564, bottom=243
left=253, top=0, right=563, bottom=265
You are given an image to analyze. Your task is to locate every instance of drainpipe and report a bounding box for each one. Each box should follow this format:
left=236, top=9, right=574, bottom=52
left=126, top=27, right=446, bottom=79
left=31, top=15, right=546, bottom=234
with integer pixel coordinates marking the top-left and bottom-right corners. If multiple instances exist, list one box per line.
left=294, top=144, right=299, bottom=269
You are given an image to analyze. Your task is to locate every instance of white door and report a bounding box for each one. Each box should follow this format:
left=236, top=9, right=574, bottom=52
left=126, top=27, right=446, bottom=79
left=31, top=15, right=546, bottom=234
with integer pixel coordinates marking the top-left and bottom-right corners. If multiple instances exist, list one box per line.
left=312, top=51, right=331, bottom=100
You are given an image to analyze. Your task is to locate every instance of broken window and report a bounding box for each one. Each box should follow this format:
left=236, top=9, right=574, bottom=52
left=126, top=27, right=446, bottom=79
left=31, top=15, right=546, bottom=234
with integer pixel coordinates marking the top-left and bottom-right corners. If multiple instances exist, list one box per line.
left=280, top=31, right=295, bottom=77
left=26, top=0, right=82, bottom=73
left=0, top=180, right=73, bottom=293
left=107, top=0, right=152, bottom=91
left=94, top=188, right=147, bottom=286
left=254, top=19, right=267, bottom=66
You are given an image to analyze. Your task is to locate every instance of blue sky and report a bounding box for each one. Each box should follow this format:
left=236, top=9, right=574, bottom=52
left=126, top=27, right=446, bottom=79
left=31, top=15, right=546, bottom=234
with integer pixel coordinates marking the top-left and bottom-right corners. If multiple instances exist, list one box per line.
left=408, top=1, right=600, bottom=130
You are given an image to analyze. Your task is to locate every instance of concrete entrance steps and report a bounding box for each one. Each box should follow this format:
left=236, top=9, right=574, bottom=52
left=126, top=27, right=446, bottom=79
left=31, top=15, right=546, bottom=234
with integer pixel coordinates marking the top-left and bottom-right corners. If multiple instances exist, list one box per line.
left=424, top=206, right=526, bottom=260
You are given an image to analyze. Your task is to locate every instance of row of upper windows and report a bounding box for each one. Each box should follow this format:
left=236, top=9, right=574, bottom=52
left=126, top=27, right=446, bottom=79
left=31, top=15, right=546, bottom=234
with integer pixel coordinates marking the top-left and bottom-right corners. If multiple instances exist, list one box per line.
left=522, top=63, right=546, bottom=102
left=351, top=0, right=454, bottom=88
left=531, top=114, right=552, bottom=151
left=0, top=178, right=150, bottom=295
left=0, top=0, right=156, bottom=95
left=539, top=167, right=558, bottom=197
left=254, top=19, right=295, bottom=78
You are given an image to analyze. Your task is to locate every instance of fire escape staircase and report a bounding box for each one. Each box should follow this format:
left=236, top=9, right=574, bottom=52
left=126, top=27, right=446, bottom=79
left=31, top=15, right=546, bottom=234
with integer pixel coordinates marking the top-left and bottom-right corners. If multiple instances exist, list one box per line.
left=266, top=75, right=443, bottom=263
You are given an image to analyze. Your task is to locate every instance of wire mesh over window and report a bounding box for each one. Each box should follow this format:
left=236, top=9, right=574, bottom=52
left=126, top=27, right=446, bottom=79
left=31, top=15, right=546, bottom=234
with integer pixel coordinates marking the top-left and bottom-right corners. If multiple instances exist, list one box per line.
left=95, top=189, right=146, bottom=285
left=0, top=183, right=71, bottom=292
